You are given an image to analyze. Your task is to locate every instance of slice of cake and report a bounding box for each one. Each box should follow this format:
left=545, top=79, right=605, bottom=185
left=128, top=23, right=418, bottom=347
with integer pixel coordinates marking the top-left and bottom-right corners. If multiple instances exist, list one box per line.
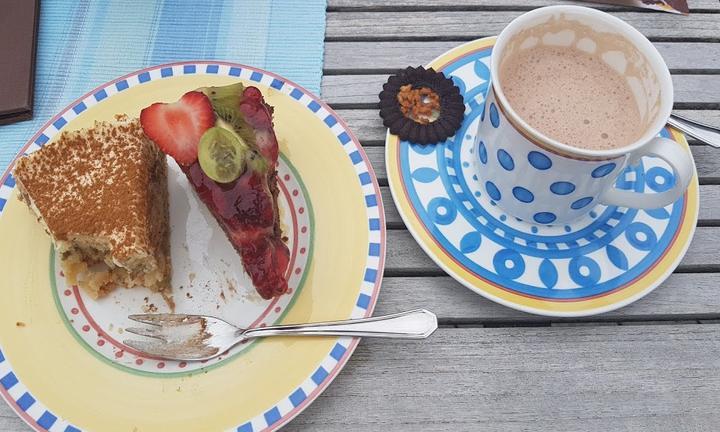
left=13, top=117, right=172, bottom=299
left=140, top=84, right=290, bottom=299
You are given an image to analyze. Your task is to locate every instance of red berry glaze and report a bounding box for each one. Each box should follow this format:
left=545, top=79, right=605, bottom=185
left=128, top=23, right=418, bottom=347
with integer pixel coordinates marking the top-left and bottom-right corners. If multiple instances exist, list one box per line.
left=143, top=84, right=290, bottom=300
left=239, top=87, right=279, bottom=163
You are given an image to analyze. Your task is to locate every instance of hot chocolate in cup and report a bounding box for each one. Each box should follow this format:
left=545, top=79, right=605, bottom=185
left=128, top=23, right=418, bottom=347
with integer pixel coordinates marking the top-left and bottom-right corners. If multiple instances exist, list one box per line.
left=475, top=5, right=694, bottom=224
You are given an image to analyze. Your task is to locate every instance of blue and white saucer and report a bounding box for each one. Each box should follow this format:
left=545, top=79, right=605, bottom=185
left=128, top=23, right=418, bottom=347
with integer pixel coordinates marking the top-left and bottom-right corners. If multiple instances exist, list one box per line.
left=386, top=37, right=699, bottom=316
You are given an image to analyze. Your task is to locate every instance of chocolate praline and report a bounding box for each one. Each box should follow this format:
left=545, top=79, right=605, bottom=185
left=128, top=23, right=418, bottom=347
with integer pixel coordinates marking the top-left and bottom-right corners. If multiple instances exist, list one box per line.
left=379, top=66, right=465, bottom=144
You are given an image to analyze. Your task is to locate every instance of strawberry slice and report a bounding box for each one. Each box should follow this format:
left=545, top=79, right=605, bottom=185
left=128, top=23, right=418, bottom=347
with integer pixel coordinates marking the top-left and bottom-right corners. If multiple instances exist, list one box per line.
left=140, top=91, right=215, bottom=165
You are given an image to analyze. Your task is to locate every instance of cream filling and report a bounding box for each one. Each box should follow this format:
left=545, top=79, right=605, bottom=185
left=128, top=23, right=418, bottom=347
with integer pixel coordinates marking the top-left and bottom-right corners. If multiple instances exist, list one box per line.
left=16, top=179, right=130, bottom=272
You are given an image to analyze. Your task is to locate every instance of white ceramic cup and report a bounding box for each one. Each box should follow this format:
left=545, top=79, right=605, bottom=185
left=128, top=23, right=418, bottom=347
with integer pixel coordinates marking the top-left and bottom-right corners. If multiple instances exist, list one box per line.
left=475, top=5, right=694, bottom=225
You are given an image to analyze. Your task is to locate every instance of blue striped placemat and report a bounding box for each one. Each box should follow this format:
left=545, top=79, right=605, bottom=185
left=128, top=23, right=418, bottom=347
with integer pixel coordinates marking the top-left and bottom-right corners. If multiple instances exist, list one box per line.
left=0, top=0, right=327, bottom=172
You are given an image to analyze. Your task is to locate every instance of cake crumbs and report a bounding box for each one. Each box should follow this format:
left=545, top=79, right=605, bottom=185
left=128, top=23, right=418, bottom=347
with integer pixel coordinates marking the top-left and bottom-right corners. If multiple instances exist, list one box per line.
left=226, top=278, right=237, bottom=295
left=220, top=290, right=227, bottom=303
left=188, top=272, right=196, bottom=283
left=186, top=292, right=193, bottom=299
left=15, top=321, right=26, bottom=327
left=142, top=303, right=158, bottom=313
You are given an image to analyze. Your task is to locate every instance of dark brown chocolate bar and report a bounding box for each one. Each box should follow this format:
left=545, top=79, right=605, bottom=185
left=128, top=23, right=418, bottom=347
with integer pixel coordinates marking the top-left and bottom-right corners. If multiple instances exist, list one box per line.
left=0, top=0, right=40, bottom=125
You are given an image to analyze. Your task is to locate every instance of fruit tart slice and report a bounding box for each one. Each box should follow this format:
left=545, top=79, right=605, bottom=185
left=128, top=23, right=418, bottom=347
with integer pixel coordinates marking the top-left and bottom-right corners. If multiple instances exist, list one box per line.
left=140, top=84, right=290, bottom=299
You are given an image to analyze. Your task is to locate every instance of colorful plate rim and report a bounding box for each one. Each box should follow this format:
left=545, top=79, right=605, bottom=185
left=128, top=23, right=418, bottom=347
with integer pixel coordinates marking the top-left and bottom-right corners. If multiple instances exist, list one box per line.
left=386, top=37, right=699, bottom=317
left=0, top=61, right=386, bottom=432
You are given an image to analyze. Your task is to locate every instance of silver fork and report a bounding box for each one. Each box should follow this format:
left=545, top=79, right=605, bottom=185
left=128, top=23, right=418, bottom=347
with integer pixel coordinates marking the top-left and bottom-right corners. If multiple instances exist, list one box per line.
left=123, top=309, right=437, bottom=361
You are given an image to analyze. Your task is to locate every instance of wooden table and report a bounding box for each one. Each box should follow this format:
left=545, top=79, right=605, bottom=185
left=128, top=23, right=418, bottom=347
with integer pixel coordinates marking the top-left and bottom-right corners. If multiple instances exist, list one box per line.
left=289, top=1, right=720, bottom=431
left=2, top=1, right=719, bottom=431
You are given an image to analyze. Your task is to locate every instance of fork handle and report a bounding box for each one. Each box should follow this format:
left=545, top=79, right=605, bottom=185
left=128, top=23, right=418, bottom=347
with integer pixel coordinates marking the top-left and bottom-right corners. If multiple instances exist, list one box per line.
left=669, top=114, right=720, bottom=148
left=242, top=309, right=438, bottom=340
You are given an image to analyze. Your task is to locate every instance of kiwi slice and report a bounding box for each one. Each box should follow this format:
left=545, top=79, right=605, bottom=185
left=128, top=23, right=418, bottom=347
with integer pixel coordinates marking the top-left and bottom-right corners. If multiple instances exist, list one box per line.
left=198, top=126, right=248, bottom=183
left=199, top=83, right=257, bottom=147
left=199, top=82, right=245, bottom=107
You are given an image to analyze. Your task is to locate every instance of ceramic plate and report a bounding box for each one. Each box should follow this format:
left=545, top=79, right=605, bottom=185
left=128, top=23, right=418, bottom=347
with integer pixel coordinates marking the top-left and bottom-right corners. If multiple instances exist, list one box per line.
left=386, top=37, right=698, bottom=317
left=0, top=62, right=385, bottom=431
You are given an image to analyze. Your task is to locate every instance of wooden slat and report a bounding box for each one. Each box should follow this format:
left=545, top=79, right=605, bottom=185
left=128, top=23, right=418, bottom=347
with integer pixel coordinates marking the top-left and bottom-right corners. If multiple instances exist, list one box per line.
left=324, top=42, right=720, bottom=71
left=289, top=325, right=720, bottom=432
left=326, top=12, right=720, bottom=40
left=322, top=74, right=720, bottom=106
left=3, top=326, right=720, bottom=431
left=383, top=227, right=720, bottom=274
left=334, top=109, right=720, bottom=143
left=328, top=0, right=720, bottom=11
left=0, top=411, right=23, bottom=432
left=382, top=185, right=720, bottom=226
left=362, top=145, right=720, bottom=181
left=376, top=274, right=720, bottom=320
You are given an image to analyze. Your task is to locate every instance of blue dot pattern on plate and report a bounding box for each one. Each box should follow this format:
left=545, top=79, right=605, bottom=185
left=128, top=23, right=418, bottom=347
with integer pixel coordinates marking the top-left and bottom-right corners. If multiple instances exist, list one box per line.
left=646, top=167, right=674, bottom=192
left=550, top=181, right=575, bottom=195
left=460, top=231, right=482, bottom=253
left=478, top=141, right=488, bottom=164
left=489, top=103, right=500, bottom=127
left=411, top=167, right=439, bottom=183
left=569, top=256, right=601, bottom=287
left=539, top=259, right=558, bottom=288
left=625, top=222, right=657, bottom=251
left=497, top=149, right=514, bottom=171
left=592, top=163, right=616, bottom=178
left=606, top=244, right=629, bottom=270
left=485, top=181, right=501, bottom=201
left=571, top=197, right=594, bottom=210
left=528, top=151, right=552, bottom=170
left=397, top=45, right=686, bottom=301
left=493, top=249, right=525, bottom=279
left=512, top=186, right=534, bottom=203
left=428, top=197, right=457, bottom=225
left=533, top=212, right=557, bottom=224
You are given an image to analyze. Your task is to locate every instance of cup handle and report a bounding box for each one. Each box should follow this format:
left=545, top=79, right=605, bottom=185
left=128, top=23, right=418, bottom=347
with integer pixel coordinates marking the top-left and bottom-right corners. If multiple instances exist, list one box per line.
left=598, top=137, right=694, bottom=209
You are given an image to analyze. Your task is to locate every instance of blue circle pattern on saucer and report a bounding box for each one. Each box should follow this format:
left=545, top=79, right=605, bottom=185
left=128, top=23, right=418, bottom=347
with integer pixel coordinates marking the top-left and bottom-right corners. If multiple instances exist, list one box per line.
left=397, top=46, right=685, bottom=300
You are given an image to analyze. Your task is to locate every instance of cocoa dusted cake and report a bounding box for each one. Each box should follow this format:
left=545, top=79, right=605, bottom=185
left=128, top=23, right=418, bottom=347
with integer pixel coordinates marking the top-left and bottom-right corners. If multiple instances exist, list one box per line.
left=13, top=117, right=172, bottom=299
